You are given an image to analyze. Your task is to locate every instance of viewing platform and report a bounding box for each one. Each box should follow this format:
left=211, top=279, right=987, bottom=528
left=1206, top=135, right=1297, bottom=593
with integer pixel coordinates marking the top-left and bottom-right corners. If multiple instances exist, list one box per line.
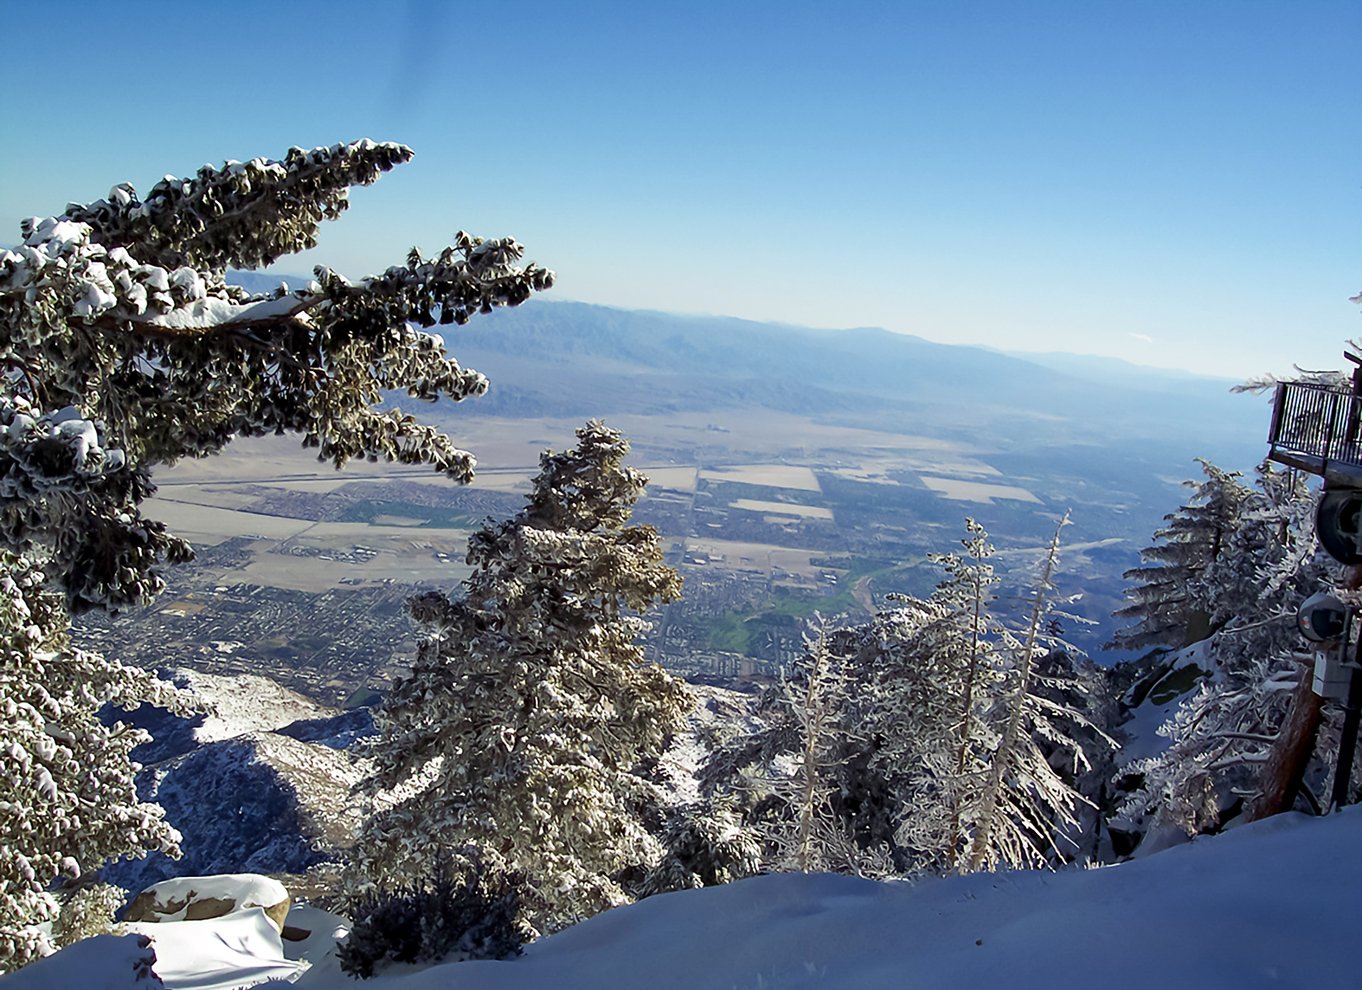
left=1267, top=380, right=1362, bottom=486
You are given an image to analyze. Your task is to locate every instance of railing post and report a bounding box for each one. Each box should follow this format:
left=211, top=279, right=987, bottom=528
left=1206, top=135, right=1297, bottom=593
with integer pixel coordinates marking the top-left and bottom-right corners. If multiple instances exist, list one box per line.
left=1269, top=383, right=1287, bottom=448
left=1324, top=392, right=1339, bottom=466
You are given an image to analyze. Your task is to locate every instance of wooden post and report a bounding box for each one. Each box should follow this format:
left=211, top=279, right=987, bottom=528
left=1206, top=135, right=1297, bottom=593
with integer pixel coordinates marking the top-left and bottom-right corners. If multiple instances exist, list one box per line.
left=1246, top=565, right=1360, bottom=821
left=1245, top=659, right=1324, bottom=821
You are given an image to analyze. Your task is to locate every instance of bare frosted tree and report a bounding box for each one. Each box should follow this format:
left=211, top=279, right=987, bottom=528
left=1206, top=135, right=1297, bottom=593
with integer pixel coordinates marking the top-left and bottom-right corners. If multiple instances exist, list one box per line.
left=967, top=513, right=1097, bottom=871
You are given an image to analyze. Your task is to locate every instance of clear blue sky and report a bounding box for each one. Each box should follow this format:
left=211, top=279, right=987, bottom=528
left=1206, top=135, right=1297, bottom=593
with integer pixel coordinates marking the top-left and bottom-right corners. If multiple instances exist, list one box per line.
left=2, top=0, right=1357, bottom=378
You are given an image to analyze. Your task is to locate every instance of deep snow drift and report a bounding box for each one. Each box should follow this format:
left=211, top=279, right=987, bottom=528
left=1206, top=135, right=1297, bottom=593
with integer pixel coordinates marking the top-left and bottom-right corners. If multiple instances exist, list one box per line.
left=8, top=807, right=1359, bottom=990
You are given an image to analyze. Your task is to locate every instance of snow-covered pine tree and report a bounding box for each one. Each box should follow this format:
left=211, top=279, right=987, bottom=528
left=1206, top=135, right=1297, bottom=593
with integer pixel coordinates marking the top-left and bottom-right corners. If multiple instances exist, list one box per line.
left=703, top=518, right=1104, bottom=878
left=758, top=622, right=894, bottom=875
left=0, top=140, right=551, bottom=970
left=700, top=612, right=926, bottom=877
left=1109, top=460, right=1253, bottom=653
left=1117, top=462, right=1333, bottom=840
left=877, top=520, right=1007, bottom=874
left=639, top=796, right=761, bottom=895
left=875, top=517, right=1103, bottom=874
left=966, top=513, right=1098, bottom=872
left=0, top=550, right=197, bottom=968
left=349, top=422, right=689, bottom=934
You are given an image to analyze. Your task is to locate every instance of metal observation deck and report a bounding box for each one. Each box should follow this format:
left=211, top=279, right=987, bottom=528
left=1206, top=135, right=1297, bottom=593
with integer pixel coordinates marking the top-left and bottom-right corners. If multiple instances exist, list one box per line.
left=1267, top=380, right=1362, bottom=486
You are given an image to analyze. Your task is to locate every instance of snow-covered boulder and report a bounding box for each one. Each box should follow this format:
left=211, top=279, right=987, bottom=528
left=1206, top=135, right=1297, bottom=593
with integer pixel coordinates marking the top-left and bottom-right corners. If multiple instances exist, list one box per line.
left=124, top=875, right=290, bottom=933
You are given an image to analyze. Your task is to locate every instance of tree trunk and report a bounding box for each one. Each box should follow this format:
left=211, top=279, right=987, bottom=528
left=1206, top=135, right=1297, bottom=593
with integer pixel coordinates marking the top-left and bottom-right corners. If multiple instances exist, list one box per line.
left=1245, top=662, right=1323, bottom=822
left=1246, top=565, right=1360, bottom=821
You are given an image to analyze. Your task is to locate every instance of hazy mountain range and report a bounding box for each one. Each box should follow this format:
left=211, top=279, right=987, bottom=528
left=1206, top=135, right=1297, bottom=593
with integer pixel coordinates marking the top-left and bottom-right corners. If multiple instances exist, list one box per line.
left=445, top=299, right=1269, bottom=460
left=232, top=271, right=1269, bottom=467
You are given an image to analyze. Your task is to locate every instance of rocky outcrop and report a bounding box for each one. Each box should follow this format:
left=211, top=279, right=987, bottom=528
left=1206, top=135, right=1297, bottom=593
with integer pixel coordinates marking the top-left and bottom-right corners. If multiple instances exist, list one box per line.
left=105, top=730, right=367, bottom=896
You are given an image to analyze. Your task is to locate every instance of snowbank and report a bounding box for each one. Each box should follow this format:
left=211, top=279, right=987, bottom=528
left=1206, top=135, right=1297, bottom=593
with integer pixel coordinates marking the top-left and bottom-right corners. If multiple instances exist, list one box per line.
left=0, top=934, right=161, bottom=989
left=11, top=809, right=1360, bottom=990
left=347, top=808, right=1361, bottom=989
left=124, top=909, right=302, bottom=990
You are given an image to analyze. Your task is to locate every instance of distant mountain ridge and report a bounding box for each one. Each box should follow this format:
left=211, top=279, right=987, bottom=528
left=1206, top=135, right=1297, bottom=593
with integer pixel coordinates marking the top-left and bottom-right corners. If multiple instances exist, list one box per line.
left=445, top=299, right=1267, bottom=461
left=223, top=277, right=1268, bottom=466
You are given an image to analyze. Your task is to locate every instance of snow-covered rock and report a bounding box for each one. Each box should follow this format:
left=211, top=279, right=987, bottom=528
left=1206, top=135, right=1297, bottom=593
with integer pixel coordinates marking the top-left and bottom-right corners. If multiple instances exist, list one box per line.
left=124, top=875, right=290, bottom=932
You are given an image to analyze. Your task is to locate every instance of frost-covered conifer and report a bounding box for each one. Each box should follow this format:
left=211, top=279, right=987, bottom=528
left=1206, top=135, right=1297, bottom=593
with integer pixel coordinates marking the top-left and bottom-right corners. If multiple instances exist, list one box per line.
left=1110, top=460, right=1253, bottom=653
left=1117, top=462, right=1333, bottom=839
left=0, top=550, right=197, bottom=967
left=705, top=518, right=1104, bottom=877
left=349, top=422, right=689, bottom=934
left=1, top=140, right=551, bottom=970
left=870, top=523, right=1008, bottom=873
left=640, top=796, right=761, bottom=895
left=701, top=616, right=916, bottom=877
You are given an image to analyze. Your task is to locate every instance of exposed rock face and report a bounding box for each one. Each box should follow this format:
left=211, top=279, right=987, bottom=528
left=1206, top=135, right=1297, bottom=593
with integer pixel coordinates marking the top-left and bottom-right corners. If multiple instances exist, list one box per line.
left=274, top=708, right=376, bottom=749
left=124, top=874, right=291, bottom=932
left=99, top=670, right=371, bottom=897
left=106, top=731, right=366, bottom=896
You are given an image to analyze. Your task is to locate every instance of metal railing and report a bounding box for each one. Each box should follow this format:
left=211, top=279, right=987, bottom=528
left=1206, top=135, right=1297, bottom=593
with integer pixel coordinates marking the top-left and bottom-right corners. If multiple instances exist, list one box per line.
left=1268, top=381, right=1362, bottom=476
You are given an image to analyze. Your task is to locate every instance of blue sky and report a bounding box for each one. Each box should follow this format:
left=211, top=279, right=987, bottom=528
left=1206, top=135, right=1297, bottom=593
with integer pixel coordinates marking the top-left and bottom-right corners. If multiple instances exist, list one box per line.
left=2, top=0, right=1357, bottom=378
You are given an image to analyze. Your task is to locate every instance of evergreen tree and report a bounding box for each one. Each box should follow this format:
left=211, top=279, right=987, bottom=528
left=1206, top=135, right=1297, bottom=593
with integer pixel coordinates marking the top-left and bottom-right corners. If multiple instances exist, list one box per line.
left=0, top=140, right=551, bottom=970
left=880, top=519, right=1005, bottom=873
left=349, top=422, right=689, bottom=934
left=1117, top=462, right=1333, bottom=840
left=640, top=797, right=762, bottom=896
left=1110, top=460, right=1253, bottom=653
left=704, top=518, right=1104, bottom=877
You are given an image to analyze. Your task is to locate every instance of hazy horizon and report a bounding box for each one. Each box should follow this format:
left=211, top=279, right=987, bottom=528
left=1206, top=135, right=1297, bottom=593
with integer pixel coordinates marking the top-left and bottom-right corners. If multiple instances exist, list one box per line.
left=3, top=1, right=1357, bottom=380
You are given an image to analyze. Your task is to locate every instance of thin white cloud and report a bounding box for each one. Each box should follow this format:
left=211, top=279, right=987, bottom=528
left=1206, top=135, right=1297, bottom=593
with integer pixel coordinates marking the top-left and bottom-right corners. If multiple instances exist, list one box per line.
left=1128, top=332, right=1154, bottom=345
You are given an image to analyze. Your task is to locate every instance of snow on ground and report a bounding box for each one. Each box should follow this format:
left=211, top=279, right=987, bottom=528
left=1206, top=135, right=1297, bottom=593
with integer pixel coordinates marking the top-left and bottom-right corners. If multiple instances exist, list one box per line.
left=182, top=671, right=339, bottom=744
left=12, top=807, right=1359, bottom=989
left=338, top=808, right=1361, bottom=989
left=124, top=910, right=303, bottom=990
left=0, top=934, right=162, bottom=989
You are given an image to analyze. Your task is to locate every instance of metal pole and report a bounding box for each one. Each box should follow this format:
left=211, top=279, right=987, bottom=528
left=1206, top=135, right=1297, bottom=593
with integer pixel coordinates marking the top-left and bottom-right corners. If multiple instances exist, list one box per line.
left=1330, top=625, right=1362, bottom=811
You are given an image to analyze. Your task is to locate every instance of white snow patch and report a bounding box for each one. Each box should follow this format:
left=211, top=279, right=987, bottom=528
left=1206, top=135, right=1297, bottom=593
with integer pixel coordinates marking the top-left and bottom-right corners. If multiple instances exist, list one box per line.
left=125, top=908, right=303, bottom=989
left=142, top=293, right=316, bottom=333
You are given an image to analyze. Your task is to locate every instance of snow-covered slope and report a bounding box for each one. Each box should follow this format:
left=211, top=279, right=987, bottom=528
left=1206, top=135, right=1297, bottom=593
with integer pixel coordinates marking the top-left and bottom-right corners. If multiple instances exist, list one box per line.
left=13, top=808, right=1361, bottom=989
left=106, top=731, right=367, bottom=895
left=350, top=808, right=1360, bottom=989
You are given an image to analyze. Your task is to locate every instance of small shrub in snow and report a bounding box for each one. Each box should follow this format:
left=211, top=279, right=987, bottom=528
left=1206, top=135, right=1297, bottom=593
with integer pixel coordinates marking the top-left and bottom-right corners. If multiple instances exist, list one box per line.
left=640, top=797, right=762, bottom=895
left=337, top=853, right=530, bottom=979
left=52, top=882, right=127, bottom=949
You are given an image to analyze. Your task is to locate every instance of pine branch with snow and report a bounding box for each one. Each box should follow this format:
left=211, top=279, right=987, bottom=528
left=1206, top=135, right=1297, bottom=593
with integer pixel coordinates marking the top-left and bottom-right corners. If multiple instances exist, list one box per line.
left=0, top=139, right=552, bottom=973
